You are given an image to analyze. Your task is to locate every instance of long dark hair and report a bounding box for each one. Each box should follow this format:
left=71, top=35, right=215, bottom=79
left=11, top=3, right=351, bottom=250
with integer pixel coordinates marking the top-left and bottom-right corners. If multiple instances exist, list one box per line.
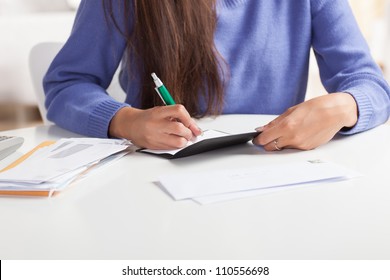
left=103, top=0, right=226, bottom=117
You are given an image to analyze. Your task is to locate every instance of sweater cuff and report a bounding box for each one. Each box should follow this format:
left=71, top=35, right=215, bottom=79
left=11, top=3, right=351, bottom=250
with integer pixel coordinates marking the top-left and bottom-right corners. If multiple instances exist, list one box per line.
left=338, top=85, right=373, bottom=135
left=87, top=99, right=130, bottom=138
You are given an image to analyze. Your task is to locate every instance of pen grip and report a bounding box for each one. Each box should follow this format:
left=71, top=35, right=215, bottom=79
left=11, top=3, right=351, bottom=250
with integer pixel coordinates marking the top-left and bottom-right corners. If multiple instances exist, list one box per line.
left=159, top=86, right=176, bottom=105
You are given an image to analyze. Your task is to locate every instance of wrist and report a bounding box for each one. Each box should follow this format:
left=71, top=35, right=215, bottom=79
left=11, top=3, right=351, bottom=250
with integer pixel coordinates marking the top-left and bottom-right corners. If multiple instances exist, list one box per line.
left=336, top=92, right=358, bottom=128
left=108, top=107, right=141, bottom=139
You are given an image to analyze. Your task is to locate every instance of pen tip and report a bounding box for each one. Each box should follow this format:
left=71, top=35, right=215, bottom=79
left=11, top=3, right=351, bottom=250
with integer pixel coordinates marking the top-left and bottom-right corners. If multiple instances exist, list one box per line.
left=151, top=72, right=157, bottom=79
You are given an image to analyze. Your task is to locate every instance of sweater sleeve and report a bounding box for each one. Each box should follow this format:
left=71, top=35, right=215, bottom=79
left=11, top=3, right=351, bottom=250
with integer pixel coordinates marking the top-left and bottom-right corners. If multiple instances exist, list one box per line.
left=311, top=0, right=390, bottom=134
left=43, top=0, right=130, bottom=138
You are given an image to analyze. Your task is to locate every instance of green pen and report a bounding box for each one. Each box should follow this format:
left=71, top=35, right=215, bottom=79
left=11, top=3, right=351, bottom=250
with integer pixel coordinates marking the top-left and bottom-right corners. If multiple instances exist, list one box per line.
left=151, top=73, right=176, bottom=105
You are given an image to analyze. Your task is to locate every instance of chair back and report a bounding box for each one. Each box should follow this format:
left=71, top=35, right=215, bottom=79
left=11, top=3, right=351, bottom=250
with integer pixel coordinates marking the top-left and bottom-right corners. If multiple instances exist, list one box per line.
left=29, top=42, right=126, bottom=125
left=29, top=42, right=63, bottom=125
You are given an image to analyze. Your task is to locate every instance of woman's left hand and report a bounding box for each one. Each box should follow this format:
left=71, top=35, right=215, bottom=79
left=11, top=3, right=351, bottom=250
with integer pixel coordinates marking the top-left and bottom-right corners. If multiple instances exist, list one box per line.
left=253, top=93, right=358, bottom=151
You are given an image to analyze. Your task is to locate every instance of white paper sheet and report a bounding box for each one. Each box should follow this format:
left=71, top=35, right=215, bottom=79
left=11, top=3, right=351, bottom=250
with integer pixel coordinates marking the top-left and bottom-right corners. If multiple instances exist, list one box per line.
left=159, top=161, right=357, bottom=200
left=141, top=129, right=228, bottom=155
left=192, top=164, right=362, bottom=204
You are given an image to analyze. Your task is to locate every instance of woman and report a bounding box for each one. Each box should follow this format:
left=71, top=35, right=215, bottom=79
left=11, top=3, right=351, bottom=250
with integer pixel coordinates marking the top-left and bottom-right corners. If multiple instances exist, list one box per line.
left=43, top=0, right=390, bottom=151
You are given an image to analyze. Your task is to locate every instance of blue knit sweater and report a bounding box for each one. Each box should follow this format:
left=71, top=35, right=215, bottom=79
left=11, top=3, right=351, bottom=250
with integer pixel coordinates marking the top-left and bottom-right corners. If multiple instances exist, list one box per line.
left=43, top=0, right=390, bottom=138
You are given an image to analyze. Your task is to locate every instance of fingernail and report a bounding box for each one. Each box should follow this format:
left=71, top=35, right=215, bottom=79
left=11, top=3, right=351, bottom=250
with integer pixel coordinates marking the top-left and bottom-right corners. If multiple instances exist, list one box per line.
left=255, top=126, right=264, bottom=132
left=190, top=135, right=198, bottom=142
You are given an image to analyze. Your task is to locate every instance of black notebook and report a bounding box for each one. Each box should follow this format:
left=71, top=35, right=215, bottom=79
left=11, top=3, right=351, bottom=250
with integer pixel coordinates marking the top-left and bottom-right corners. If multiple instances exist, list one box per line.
left=138, top=130, right=260, bottom=159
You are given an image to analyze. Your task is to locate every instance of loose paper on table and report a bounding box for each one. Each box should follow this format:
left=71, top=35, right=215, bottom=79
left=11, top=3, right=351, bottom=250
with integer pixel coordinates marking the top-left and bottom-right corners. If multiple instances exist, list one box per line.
left=159, top=160, right=361, bottom=204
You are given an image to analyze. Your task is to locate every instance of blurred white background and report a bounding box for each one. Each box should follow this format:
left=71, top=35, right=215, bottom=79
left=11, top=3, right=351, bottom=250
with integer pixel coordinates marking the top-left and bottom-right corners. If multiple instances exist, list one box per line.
left=307, top=0, right=389, bottom=99
left=0, top=0, right=80, bottom=130
left=0, top=0, right=389, bottom=131
left=0, top=0, right=79, bottom=104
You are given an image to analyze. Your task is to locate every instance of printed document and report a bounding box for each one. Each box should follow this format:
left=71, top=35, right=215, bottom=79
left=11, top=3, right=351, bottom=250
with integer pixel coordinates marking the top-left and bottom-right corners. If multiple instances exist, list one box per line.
left=0, top=138, right=132, bottom=196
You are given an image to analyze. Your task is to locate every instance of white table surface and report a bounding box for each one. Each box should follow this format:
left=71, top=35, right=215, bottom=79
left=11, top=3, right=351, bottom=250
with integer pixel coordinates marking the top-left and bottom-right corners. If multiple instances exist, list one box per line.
left=0, top=115, right=389, bottom=260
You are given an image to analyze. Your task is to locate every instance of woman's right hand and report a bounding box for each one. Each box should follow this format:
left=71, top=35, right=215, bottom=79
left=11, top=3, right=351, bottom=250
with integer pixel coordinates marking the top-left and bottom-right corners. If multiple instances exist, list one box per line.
left=109, top=105, right=202, bottom=149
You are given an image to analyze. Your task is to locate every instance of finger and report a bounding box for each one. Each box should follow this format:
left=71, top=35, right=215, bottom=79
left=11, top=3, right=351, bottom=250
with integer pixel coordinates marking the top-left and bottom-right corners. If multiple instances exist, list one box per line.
left=158, top=105, right=202, bottom=136
left=158, top=134, right=189, bottom=149
left=260, top=108, right=295, bottom=131
left=164, top=121, right=193, bottom=141
left=262, top=137, right=285, bottom=152
left=254, top=122, right=283, bottom=146
left=187, top=122, right=203, bottom=136
left=158, top=104, right=192, bottom=122
left=143, top=133, right=189, bottom=150
left=254, top=117, right=282, bottom=135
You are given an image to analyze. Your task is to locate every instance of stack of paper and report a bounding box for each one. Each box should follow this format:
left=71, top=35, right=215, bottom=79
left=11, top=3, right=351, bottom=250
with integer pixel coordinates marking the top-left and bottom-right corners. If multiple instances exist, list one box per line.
left=0, top=138, right=132, bottom=197
left=158, top=160, right=361, bottom=205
